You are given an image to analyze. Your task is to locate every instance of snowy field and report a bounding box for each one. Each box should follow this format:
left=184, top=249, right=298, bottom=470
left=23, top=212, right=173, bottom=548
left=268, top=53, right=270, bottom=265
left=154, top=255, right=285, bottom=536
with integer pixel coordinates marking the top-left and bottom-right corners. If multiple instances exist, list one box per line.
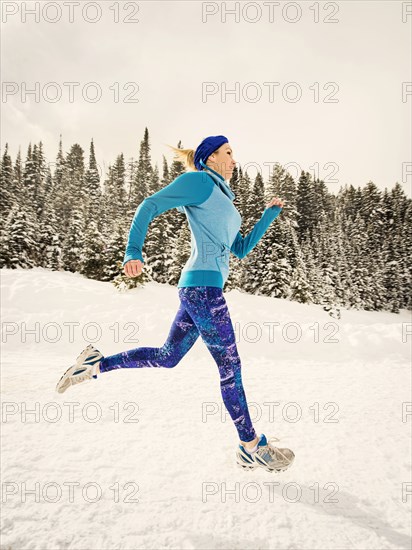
left=1, top=267, right=411, bottom=550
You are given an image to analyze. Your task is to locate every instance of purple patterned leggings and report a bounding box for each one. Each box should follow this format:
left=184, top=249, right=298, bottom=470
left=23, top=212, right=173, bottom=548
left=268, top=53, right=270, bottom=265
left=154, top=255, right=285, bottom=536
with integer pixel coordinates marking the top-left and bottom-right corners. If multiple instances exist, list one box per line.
left=99, top=286, right=257, bottom=443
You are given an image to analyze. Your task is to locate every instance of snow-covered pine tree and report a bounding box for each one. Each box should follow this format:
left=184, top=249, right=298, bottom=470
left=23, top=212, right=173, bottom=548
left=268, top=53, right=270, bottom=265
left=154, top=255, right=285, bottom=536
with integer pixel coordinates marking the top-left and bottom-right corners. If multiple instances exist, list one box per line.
left=3, top=205, right=38, bottom=269
left=31, top=141, right=48, bottom=221
left=296, top=170, right=318, bottom=243
left=387, top=182, right=411, bottom=310
left=258, top=221, right=293, bottom=299
left=38, top=184, right=62, bottom=271
left=345, top=212, right=369, bottom=310
left=311, top=213, right=340, bottom=314
left=122, top=128, right=153, bottom=270
left=238, top=171, right=267, bottom=294
left=129, top=127, right=152, bottom=212
left=61, top=207, right=84, bottom=272
left=79, top=219, right=105, bottom=280
left=400, top=200, right=412, bottom=310
left=141, top=164, right=166, bottom=282
left=52, top=136, right=68, bottom=225
left=102, top=224, right=127, bottom=282
left=84, top=138, right=102, bottom=220
left=12, top=148, right=24, bottom=205
left=0, top=144, right=14, bottom=233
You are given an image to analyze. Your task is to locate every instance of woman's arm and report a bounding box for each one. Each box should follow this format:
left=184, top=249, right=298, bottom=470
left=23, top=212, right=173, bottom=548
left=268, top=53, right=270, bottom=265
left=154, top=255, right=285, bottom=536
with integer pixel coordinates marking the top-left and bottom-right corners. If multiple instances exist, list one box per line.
left=123, top=172, right=214, bottom=266
left=230, top=203, right=283, bottom=260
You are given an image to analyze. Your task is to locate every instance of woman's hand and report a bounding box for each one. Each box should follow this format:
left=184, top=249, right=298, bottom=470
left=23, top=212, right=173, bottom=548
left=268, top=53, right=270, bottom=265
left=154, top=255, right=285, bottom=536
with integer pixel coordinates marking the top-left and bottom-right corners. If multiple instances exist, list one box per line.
left=266, top=197, right=285, bottom=208
left=124, top=259, right=144, bottom=278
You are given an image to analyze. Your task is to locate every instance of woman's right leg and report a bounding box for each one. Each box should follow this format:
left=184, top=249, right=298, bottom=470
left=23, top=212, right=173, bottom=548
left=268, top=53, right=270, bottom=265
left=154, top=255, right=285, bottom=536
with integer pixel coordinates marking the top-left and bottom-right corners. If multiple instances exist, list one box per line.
left=99, top=299, right=200, bottom=372
left=178, top=286, right=258, bottom=444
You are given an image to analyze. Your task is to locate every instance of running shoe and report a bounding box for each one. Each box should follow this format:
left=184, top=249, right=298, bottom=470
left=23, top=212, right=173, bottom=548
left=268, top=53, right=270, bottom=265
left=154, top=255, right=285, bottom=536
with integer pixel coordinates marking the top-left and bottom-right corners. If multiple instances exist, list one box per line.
left=236, top=433, right=295, bottom=473
left=55, top=344, right=103, bottom=394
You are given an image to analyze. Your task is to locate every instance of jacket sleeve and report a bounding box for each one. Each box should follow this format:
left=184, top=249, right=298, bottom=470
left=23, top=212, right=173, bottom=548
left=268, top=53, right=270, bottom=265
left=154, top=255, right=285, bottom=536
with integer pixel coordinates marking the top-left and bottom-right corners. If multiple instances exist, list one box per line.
left=230, top=205, right=282, bottom=260
left=123, top=173, right=213, bottom=266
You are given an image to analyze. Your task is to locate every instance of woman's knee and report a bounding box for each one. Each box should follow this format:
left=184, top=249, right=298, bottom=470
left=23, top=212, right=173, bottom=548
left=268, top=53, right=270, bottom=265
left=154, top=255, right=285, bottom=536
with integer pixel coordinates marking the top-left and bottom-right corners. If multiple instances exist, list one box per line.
left=158, top=346, right=182, bottom=368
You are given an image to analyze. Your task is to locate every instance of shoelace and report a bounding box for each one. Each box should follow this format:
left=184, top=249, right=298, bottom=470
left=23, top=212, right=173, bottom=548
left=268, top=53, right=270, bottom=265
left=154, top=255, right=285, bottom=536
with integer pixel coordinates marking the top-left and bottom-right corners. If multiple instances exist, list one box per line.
left=262, top=436, right=291, bottom=464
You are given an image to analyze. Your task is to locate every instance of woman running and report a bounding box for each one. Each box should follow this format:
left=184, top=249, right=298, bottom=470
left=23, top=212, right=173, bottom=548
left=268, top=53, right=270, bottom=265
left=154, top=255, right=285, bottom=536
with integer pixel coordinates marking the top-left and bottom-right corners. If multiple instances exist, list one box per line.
left=55, top=135, right=295, bottom=473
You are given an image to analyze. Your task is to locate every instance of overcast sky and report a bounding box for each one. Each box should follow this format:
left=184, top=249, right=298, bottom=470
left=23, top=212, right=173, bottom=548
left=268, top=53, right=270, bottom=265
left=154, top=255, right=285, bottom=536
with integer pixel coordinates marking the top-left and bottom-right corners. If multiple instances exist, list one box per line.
left=2, top=0, right=411, bottom=196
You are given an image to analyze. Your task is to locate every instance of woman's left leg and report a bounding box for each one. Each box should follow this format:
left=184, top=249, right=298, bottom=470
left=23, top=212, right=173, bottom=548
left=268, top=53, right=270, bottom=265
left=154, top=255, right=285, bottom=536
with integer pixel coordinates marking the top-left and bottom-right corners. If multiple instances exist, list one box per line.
left=99, top=299, right=200, bottom=372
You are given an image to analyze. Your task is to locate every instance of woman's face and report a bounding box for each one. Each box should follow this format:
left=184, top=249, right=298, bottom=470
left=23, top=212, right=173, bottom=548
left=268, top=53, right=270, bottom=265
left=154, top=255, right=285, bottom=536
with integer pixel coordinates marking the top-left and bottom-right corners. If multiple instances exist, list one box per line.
left=207, top=143, right=236, bottom=180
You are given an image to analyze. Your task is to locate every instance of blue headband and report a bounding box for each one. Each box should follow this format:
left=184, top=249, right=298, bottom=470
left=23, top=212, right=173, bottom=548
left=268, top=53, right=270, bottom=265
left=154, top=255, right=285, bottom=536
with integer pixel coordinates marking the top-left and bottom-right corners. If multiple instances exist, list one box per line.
left=194, top=135, right=228, bottom=171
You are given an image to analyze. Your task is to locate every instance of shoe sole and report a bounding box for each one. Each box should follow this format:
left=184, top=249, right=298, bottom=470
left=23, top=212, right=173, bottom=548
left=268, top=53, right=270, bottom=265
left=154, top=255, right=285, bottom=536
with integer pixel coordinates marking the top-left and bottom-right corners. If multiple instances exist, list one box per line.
left=236, top=451, right=294, bottom=473
left=236, top=461, right=293, bottom=473
left=55, top=363, right=77, bottom=394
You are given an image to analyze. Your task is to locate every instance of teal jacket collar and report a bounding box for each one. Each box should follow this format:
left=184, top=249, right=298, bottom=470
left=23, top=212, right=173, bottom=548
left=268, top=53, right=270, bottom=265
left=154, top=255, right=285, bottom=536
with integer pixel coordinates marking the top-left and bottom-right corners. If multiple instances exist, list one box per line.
left=200, top=161, right=235, bottom=201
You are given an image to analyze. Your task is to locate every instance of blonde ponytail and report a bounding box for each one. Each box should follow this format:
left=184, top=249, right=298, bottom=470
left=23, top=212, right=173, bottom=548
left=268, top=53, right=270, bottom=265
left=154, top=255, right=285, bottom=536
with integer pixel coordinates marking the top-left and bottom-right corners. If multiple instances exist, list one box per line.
left=166, top=144, right=198, bottom=171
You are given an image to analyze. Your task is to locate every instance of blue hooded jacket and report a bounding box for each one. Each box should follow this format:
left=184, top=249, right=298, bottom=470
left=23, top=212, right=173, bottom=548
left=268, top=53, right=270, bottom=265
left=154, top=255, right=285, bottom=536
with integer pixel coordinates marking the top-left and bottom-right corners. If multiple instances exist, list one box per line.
left=123, top=166, right=282, bottom=288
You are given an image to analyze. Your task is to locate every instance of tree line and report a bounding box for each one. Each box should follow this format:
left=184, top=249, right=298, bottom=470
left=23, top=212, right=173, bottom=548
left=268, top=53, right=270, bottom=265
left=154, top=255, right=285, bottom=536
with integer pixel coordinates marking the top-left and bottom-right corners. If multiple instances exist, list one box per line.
left=1, top=127, right=410, bottom=315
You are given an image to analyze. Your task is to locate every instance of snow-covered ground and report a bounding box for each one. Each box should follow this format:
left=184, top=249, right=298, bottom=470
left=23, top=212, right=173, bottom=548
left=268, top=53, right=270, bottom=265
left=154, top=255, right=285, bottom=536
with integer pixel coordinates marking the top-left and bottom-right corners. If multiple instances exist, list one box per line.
left=1, top=267, right=411, bottom=550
